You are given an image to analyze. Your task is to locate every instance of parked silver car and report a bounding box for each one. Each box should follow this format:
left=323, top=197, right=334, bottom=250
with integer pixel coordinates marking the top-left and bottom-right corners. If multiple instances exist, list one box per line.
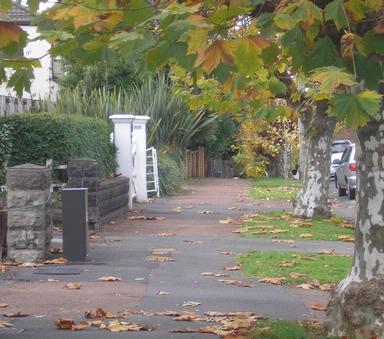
left=335, top=143, right=356, bottom=200
left=330, top=140, right=352, bottom=178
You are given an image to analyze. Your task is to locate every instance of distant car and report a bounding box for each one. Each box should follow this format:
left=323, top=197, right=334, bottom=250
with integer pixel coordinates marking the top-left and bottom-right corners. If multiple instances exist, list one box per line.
left=335, top=143, right=356, bottom=200
left=330, top=140, right=352, bottom=178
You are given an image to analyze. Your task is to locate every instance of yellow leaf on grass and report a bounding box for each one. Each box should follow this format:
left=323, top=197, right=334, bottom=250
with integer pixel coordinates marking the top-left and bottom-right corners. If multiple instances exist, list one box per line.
left=279, top=261, right=295, bottom=267
left=296, top=283, right=315, bottom=290
left=338, top=235, right=354, bottom=242
left=299, top=233, right=313, bottom=238
left=269, top=229, right=288, bottom=234
left=258, top=277, right=285, bottom=285
left=289, top=272, right=306, bottom=279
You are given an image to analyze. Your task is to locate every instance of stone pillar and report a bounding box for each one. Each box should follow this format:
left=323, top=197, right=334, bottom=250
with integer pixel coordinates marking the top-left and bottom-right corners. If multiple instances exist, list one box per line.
left=67, top=158, right=100, bottom=230
left=132, top=116, right=150, bottom=202
left=6, top=164, right=52, bottom=262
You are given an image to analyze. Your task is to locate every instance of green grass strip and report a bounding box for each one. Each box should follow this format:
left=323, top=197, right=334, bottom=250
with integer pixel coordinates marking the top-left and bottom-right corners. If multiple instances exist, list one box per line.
left=239, top=251, right=352, bottom=285
left=238, top=211, right=354, bottom=241
left=250, top=177, right=302, bottom=201
left=248, top=320, right=332, bottom=339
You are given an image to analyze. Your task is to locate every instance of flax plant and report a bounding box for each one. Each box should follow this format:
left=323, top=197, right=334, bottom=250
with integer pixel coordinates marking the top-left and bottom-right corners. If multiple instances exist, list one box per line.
left=43, top=73, right=216, bottom=153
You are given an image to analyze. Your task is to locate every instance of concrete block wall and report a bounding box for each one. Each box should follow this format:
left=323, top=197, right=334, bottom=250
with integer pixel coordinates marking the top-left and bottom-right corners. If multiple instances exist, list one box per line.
left=99, top=177, right=129, bottom=225
left=6, top=164, right=52, bottom=262
left=67, top=159, right=128, bottom=230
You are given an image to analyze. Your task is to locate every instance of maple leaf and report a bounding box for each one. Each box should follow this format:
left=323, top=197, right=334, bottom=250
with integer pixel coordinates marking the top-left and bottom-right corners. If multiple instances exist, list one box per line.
left=324, top=0, right=348, bottom=30
left=310, top=66, right=356, bottom=93
left=345, top=0, right=370, bottom=21
left=289, top=272, right=306, bottom=279
left=67, top=5, right=100, bottom=30
left=329, top=91, right=382, bottom=128
left=0, top=21, right=23, bottom=48
left=195, top=40, right=235, bottom=74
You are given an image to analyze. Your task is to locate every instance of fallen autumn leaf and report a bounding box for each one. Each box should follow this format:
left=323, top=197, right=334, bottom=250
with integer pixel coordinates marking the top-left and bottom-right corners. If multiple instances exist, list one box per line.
left=98, top=276, right=122, bottom=282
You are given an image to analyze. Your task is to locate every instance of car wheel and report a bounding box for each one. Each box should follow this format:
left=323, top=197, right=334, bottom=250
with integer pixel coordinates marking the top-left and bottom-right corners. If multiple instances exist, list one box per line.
left=335, top=177, right=338, bottom=189
left=347, top=185, right=356, bottom=200
left=338, top=185, right=347, bottom=197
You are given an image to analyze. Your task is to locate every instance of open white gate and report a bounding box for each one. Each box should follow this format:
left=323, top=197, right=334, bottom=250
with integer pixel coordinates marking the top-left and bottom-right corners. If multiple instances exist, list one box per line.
left=146, top=147, right=160, bottom=197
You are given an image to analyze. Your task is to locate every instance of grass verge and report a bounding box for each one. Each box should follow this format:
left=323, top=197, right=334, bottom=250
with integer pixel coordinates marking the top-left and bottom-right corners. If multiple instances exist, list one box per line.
left=250, top=177, right=302, bottom=201
left=236, top=211, right=354, bottom=241
left=248, top=320, right=332, bottom=339
left=239, top=251, right=352, bottom=285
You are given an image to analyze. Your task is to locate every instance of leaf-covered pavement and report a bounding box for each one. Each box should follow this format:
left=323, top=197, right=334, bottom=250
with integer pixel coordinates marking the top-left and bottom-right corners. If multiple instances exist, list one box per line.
left=0, top=178, right=355, bottom=338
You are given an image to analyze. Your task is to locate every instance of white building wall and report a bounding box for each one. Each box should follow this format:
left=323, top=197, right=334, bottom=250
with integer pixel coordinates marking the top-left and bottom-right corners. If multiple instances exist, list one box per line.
left=0, top=26, right=58, bottom=100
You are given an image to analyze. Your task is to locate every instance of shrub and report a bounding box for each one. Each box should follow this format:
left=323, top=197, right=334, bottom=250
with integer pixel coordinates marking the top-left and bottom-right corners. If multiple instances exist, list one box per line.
left=158, top=152, right=185, bottom=196
left=0, top=124, right=12, bottom=185
left=0, top=113, right=116, bottom=177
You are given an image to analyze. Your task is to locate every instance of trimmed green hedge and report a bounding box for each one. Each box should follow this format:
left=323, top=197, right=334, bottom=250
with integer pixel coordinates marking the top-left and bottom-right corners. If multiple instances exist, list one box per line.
left=158, top=152, right=185, bottom=196
left=0, top=124, right=12, bottom=185
left=0, top=113, right=116, bottom=182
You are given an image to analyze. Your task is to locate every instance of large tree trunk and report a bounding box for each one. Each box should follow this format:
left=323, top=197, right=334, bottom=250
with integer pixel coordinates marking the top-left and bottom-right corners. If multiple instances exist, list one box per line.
left=282, top=142, right=291, bottom=180
left=293, top=101, right=335, bottom=218
left=298, top=115, right=307, bottom=179
left=327, top=112, right=384, bottom=338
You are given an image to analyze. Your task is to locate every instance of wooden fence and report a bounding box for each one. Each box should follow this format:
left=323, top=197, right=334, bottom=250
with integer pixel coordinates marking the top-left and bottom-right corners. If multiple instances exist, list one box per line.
left=185, top=146, right=205, bottom=178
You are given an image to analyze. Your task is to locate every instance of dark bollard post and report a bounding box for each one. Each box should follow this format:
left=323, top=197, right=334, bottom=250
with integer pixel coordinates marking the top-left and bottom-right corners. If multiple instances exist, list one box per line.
left=62, top=188, right=88, bottom=262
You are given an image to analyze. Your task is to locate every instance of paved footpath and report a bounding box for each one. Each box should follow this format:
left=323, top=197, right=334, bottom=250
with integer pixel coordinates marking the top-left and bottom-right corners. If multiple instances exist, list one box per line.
left=0, top=178, right=354, bottom=338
